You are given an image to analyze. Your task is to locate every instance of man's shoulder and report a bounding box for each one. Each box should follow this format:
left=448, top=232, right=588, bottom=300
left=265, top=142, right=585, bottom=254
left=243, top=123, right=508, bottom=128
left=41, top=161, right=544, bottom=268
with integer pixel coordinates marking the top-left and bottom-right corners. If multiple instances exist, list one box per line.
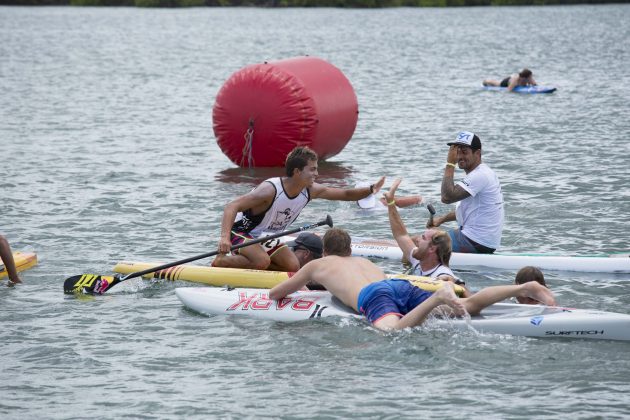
left=471, top=163, right=498, bottom=178
left=255, top=178, right=279, bottom=193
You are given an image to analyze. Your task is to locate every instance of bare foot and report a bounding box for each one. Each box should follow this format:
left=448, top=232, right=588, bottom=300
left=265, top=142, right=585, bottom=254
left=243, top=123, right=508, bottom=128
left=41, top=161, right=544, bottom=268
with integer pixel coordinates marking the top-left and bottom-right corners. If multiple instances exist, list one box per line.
left=433, top=283, right=467, bottom=316
left=8, top=275, right=22, bottom=286
left=521, top=282, right=556, bottom=306
left=7, top=277, right=22, bottom=287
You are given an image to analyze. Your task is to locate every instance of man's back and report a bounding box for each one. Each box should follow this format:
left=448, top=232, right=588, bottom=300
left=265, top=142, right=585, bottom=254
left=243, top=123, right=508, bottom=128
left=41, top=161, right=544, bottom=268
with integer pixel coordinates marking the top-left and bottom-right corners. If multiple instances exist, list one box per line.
left=305, top=256, right=386, bottom=311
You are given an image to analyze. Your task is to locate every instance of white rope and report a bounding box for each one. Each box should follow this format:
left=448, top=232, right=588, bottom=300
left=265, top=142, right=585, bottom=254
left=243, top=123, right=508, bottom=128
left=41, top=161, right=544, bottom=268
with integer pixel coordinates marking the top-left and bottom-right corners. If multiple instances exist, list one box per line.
left=240, top=119, right=255, bottom=168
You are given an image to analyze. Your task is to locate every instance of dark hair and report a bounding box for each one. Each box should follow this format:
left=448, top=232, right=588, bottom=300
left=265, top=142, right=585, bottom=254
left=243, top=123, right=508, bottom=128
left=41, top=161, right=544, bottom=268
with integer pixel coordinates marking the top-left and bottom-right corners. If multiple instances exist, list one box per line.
left=323, top=228, right=352, bottom=257
left=515, top=266, right=546, bottom=287
left=470, top=134, right=482, bottom=151
left=519, top=68, right=533, bottom=78
left=431, top=230, right=452, bottom=266
left=285, top=146, right=318, bottom=177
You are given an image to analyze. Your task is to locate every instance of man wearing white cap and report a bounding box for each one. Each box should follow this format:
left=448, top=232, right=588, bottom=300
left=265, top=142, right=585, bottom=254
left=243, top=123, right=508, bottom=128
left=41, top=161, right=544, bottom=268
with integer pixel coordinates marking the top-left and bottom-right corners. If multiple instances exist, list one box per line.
left=428, top=132, right=504, bottom=254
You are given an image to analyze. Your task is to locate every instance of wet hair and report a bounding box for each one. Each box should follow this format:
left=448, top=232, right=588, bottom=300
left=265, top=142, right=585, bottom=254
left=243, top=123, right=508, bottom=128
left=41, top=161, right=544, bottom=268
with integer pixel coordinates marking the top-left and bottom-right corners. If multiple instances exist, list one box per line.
left=285, top=146, right=318, bottom=177
left=431, top=230, right=452, bottom=266
left=515, top=266, right=546, bottom=287
left=322, top=228, right=352, bottom=257
left=519, top=68, right=533, bottom=78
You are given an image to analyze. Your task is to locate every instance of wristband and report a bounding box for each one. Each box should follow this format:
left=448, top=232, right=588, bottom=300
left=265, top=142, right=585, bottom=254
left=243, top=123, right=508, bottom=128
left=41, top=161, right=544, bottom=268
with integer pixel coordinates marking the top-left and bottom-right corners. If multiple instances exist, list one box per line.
left=369, top=184, right=374, bottom=194
left=446, top=162, right=457, bottom=169
left=387, top=200, right=396, bottom=206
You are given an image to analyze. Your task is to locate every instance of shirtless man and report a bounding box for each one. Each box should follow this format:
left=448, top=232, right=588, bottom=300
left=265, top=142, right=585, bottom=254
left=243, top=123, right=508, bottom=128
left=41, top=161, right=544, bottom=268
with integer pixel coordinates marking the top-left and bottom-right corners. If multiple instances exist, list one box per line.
left=214, top=146, right=385, bottom=272
left=270, top=228, right=556, bottom=331
left=483, top=68, right=537, bottom=92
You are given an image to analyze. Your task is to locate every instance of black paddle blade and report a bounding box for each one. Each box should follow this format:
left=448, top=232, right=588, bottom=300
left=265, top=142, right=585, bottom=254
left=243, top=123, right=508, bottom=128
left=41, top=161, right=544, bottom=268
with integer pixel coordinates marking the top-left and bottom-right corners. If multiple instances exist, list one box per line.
left=427, top=203, right=436, bottom=215
left=63, top=274, right=121, bottom=295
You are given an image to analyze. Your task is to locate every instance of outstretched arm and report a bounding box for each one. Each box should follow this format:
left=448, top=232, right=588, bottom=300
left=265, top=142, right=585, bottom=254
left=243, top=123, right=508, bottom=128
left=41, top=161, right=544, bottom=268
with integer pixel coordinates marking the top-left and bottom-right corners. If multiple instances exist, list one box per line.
left=382, top=179, right=415, bottom=260
left=463, top=282, right=556, bottom=316
left=311, top=177, right=385, bottom=201
left=269, top=262, right=318, bottom=300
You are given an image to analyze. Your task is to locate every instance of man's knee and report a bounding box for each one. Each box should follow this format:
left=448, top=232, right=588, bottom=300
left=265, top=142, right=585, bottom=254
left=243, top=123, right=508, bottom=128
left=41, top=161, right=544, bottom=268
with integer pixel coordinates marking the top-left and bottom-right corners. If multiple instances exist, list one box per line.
left=249, top=254, right=271, bottom=270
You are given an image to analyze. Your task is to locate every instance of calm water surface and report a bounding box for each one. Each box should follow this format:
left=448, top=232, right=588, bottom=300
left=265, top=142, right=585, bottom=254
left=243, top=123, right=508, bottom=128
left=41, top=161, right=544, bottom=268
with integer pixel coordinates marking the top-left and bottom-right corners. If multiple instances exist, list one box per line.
left=1, top=5, right=630, bottom=419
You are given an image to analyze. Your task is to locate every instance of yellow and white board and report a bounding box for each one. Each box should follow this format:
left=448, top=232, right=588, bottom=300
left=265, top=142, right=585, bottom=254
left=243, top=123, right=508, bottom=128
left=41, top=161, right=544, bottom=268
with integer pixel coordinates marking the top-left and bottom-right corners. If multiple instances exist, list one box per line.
left=0, top=252, right=38, bottom=279
left=113, top=261, right=465, bottom=295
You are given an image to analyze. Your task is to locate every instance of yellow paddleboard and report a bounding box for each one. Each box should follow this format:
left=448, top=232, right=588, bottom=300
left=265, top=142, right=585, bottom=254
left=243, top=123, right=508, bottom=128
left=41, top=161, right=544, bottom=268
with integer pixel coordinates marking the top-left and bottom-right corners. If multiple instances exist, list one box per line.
left=0, top=251, right=38, bottom=279
left=113, top=261, right=464, bottom=295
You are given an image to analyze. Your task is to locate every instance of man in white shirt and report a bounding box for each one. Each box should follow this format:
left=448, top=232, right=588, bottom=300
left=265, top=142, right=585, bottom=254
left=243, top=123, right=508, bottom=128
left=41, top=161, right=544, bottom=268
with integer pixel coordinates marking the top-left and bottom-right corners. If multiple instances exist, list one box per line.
left=429, top=132, right=504, bottom=254
left=381, top=179, right=476, bottom=297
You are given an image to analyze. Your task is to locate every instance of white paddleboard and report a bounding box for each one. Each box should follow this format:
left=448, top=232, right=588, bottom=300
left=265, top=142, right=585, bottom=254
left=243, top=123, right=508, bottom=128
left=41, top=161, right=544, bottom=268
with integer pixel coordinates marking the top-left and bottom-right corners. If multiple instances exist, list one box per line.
left=176, top=287, right=630, bottom=342
left=281, top=234, right=630, bottom=273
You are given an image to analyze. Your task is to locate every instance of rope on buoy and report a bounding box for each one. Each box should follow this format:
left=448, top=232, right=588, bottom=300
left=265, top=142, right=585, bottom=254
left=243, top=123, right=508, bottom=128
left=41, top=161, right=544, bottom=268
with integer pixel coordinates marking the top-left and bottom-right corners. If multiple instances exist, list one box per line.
left=240, top=118, right=255, bottom=168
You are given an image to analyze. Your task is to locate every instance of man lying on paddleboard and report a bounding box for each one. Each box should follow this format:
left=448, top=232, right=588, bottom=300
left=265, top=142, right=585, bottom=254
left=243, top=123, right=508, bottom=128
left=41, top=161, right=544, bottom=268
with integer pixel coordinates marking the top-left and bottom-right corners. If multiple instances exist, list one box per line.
left=483, top=68, right=537, bottom=91
left=214, top=146, right=385, bottom=272
left=270, top=228, right=556, bottom=331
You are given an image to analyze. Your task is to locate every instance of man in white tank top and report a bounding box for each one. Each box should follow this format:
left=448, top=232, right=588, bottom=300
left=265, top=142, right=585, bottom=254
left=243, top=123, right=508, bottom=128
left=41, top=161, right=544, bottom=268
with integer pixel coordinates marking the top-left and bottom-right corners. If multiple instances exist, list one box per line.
left=214, top=146, right=385, bottom=272
left=429, top=132, right=504, bottom=254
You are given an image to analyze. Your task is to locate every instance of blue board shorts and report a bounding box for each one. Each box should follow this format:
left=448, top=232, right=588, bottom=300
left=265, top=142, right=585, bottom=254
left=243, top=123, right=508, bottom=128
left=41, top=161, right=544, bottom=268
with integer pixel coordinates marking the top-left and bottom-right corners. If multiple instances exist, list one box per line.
left=448, top=229, right=495, bottom=254
left=357, top=279, right=433, bottom=324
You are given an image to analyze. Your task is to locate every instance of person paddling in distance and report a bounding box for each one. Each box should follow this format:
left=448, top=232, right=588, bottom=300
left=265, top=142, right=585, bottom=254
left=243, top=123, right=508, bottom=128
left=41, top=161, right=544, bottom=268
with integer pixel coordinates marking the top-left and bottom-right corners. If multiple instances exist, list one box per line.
left=429, top=132, right=504, bottom=254
left=270, top=228, right=556, bottom=331
left=0, top=234, right=22, bottom=285
left=213, top=146, right=385, bottom=272
left=483, top=68, right=537, bottom=92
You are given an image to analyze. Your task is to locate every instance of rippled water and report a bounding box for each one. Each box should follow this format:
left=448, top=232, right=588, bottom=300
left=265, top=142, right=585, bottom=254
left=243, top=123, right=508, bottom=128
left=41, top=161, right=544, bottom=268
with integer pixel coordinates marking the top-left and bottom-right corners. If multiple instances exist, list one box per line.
left=1, top=5, right=630, bottom=419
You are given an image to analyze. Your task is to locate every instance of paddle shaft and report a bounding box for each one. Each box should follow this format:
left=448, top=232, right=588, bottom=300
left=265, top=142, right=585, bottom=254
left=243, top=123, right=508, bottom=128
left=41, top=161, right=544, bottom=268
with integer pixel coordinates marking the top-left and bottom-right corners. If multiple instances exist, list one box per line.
left=120, top=215, right=333, bottom=281
left=427, top=203, right=436, bottom=226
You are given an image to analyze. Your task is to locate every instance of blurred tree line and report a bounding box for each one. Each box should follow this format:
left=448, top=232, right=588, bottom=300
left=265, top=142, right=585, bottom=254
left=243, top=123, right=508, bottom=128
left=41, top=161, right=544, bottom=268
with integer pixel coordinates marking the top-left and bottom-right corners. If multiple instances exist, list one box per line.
left=2, top=0, right=627, bottom=7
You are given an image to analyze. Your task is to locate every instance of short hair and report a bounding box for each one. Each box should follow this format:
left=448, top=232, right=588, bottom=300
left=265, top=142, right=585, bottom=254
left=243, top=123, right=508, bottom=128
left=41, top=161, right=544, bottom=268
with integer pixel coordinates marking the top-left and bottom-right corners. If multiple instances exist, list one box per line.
left=515, top=266, right=546, bottom=287
left=323, top=228, right=352, bottom=257
left=519, top=68, right=533, bottom=78
left=431, top=230, right=452, bottom=266
left=285, top=146, right=318, bottom=177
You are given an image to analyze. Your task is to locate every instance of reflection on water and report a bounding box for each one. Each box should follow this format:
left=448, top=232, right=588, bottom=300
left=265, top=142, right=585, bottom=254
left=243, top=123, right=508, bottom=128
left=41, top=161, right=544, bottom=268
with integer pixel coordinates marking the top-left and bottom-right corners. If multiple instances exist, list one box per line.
left=214, top=160, right=355, bottom=188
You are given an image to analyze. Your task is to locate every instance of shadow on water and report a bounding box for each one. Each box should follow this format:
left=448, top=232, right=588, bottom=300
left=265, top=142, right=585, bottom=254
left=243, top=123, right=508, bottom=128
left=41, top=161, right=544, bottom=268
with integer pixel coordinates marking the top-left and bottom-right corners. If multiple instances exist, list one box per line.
left=214, top=160, right=355, bottom=188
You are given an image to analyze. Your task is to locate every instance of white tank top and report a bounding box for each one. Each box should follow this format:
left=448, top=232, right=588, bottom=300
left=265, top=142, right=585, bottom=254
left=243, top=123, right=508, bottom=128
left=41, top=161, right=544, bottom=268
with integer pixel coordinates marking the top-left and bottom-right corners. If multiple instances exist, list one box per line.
left=232, top=177, right=310, bottom=238
left=408, top=250, right=456, bottom=279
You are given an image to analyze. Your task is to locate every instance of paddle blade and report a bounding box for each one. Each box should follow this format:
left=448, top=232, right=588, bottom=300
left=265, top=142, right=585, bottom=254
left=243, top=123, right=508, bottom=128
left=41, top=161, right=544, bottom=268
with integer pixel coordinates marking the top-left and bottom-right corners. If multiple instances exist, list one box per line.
left=63, top=274, right=120, bottom=295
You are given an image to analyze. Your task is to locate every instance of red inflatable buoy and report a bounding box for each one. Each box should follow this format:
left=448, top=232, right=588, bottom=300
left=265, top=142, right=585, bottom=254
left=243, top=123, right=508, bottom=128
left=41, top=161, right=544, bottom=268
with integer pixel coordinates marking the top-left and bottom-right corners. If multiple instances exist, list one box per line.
left=212, top=56, right=359, bottom=167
